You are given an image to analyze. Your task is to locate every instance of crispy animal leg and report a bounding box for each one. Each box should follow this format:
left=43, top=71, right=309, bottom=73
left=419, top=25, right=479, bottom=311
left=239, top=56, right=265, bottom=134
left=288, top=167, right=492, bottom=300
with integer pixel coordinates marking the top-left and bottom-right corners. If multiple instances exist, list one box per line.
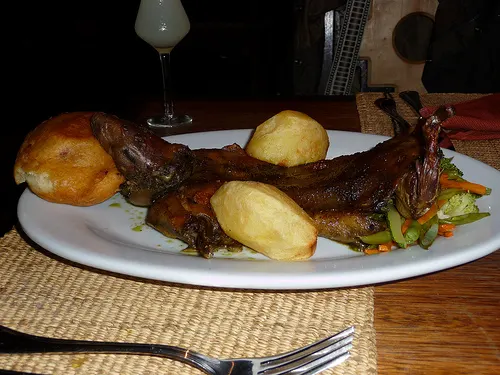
left=90, top=112, right=195, bottom=206
left=91, top=111, right=451, bottom=256
left=395, top=106, right=455, bottom=218
left=190, top=134, right=420, bottom=212
left=91, top=112, right=421, bottom=212
left=146, top=182, right=240, bottom=258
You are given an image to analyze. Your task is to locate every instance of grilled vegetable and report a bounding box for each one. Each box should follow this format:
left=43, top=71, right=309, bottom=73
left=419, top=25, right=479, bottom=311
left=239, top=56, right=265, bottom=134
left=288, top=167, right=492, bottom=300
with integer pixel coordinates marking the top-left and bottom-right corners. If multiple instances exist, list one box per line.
left=360, top=230, right=392, bottom=245
left=387, top=203, right=407, bottom=248
left=437, top=192, right=480, bottom=219
left=439, top=212, right=491, bottom=225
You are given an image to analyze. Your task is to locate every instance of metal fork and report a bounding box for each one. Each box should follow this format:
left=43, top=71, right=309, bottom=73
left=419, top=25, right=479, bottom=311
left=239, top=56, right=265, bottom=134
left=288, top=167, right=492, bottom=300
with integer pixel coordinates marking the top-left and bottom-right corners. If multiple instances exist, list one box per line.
left=374, top=92, right=412, bottom=135
left=0, top=325, right=354, bottom=375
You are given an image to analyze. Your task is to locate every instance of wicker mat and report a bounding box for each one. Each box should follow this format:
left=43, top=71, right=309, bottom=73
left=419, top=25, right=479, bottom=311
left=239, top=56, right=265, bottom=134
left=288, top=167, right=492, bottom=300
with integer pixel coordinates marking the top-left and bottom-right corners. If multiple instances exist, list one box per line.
left=356, top=93, right=500, bottom=170
left=0, top=227, right=377, bottom=375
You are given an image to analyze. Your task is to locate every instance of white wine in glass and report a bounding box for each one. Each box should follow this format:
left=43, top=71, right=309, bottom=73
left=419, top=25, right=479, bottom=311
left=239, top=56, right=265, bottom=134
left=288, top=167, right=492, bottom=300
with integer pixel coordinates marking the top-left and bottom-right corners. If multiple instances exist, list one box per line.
left=135, top=0, right=192, bottom=131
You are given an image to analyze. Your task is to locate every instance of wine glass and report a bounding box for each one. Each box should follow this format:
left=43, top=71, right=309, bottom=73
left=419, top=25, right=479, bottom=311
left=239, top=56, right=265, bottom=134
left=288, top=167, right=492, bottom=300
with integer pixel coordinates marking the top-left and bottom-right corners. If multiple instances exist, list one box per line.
left=135, top=0, right=192, bottom=133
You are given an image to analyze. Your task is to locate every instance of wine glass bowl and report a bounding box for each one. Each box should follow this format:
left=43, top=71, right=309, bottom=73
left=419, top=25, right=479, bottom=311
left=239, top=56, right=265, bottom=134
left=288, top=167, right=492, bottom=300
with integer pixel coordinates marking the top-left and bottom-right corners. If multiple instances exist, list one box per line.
left=135, top=0, right=192, bottom=133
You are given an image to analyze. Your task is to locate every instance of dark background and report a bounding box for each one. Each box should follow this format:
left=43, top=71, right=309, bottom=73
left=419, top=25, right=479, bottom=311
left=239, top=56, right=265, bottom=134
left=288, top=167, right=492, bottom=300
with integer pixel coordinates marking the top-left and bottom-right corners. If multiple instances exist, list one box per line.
left=13, top=0, right=296, bottom=129
left=4, top=0, right=300, bottom=235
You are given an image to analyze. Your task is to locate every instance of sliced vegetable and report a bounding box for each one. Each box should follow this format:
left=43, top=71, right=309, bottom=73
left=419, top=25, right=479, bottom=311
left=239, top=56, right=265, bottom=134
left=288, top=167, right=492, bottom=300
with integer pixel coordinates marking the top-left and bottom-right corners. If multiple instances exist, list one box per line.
left=440, top=174, right=489, bottom=196
left=438, top=188, right=464, bottom=201
left=440, top=157, right=464, bottom=180
left=360, top=230, right=392, bottom=245
left=360, top=156, right=491, bottom=254
left=438, top=223, right=456, bottom=232
left=387, top=203, right=407, bottom=248
left=437, top=192, right=480, bottom=219
left=439, top=212, right=491, bottom=225
left=404, top=220, right=421, bottom=244
left=417, top=202, right=438, bottom=225
left=438, top=223, right=456, bottom=237
left=401, top=218, right=412, bottom=234
left=419, top=215, right=439, bottom=249
left=437, top=199, right=447, bottom=208
left=378, top=242, right=394, bottom=252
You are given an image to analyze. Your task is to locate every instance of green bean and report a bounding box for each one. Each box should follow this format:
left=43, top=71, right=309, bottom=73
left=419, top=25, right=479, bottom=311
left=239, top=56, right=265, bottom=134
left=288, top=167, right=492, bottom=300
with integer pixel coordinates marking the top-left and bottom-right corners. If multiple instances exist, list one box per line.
left=387, top=203, right=407, bottom=248
left=404, top=220, right=421, bottom=244
left=439, top=212, right=491, bottom=225
left=360, top=230, right=392, bottom=245
left=419, top=215, right=439, bottom=250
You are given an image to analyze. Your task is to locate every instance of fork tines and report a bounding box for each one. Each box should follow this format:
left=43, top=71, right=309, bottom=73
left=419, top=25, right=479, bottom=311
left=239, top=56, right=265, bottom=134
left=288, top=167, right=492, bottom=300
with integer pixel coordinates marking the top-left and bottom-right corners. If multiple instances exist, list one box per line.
left=259, top=326, right=355, bottom=375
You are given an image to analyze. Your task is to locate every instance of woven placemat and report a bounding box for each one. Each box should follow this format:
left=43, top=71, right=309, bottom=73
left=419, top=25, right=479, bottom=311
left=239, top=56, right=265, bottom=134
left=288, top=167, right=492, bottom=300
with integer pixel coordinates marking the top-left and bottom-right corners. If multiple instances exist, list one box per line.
left=0, top=228, right=377, bottom=375
left=356, top=93, right=500, bottom=170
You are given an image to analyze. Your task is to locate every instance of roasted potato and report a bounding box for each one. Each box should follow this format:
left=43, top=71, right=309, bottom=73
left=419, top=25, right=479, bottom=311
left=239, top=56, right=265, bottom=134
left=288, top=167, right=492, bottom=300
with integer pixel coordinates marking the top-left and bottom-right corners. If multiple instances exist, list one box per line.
left=210, top=181, right=318, bottom=260
left=245, top=110, right=329, bottom=166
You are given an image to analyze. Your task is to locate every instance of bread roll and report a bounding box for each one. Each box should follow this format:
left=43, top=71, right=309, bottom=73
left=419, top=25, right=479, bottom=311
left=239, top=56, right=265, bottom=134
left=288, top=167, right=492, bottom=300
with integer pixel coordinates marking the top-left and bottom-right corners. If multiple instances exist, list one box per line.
left=14, top=112, right=124, bottom=206
left=245, top=110, right=329, bottom=166
left=210, top=181, right=318, bottom=260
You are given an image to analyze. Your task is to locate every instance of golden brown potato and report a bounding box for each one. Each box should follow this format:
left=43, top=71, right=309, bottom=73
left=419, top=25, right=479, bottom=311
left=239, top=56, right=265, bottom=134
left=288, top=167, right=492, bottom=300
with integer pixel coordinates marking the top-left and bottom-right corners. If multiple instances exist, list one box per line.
left=210, top=181, right=318, bottom=260
left=14, top=112, right=125, bottom=206
left=245, top=110, right=329, bottom=166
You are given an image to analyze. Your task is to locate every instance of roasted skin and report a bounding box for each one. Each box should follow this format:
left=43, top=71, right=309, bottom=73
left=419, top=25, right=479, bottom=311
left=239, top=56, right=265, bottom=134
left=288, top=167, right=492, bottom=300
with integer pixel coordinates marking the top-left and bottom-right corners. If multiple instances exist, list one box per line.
left=91, top=108, right=453, bottom=258
left=192, top=135, right=421, bottom=213
left=395, top=106, right=455, bottom=218
left=311, top=211, right=387, bottom=244
left=91, top=112, right=195, bottom=206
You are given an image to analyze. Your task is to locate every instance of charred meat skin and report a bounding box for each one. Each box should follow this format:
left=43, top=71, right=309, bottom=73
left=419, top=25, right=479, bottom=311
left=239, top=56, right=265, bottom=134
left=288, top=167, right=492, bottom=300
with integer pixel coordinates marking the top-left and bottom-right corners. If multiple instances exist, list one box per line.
left=148, top=189, right=388, bottom=258
left=146, top=180, right=388, bottom=258
left=91, top=108, right=453, bottom=257
left=91, top=111, right=422, bottom=212
left=395, top=106, right=455, bottom=219
left=90, top=112, right=195, bottom=206
left=146, top=182, right=240, bottom=258
left=191, top=134, right=421, bottom=213
left=311, top=211, right=387, bottom=244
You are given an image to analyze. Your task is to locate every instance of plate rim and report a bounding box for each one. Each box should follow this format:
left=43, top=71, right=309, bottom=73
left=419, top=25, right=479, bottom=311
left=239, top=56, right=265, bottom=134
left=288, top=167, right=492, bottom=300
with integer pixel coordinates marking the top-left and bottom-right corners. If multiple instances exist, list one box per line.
left=17, top=129, right=500, bottom=290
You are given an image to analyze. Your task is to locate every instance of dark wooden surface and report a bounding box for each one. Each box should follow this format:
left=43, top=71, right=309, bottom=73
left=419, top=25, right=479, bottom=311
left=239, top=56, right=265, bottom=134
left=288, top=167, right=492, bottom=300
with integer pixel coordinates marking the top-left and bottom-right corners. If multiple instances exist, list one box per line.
left=3, top=98, right=499, bottom=374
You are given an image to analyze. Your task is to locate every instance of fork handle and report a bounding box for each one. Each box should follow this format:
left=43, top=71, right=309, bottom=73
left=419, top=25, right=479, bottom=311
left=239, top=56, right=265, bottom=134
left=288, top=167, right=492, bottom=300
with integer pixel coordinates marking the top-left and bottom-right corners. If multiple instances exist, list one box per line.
left=374, top=98, right=411, bottom=135
left=0, top=326, right=220, bottom=375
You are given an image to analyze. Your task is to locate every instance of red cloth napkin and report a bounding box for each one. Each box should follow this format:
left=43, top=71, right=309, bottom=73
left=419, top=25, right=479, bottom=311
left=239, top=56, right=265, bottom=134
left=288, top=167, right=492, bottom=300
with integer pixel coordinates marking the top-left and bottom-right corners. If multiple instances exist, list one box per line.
left=420, top=94, right=500, bottom=141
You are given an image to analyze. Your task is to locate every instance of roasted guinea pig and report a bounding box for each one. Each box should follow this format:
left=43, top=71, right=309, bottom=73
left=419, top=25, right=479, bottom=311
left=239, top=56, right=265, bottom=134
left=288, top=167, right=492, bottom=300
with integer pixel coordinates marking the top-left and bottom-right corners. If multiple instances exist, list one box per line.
left=90, top=108, right=454, bottom=258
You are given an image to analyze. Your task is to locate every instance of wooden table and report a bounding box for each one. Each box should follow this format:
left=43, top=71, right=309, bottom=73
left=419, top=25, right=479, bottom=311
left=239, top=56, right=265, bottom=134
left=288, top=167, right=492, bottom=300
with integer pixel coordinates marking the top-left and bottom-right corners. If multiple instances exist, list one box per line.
left=4, top=97, right=499, bottom=374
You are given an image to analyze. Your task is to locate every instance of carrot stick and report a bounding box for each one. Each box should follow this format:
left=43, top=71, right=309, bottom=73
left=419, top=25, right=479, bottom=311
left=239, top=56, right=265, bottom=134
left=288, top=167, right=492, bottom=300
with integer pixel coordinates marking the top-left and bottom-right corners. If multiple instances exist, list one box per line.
left=439, top=223, right=456, bottom=232
left=440, top=174, right=487, bottom=195
left=437, top=199, right=447, bottom=208
left=378, top=242, right=394, bottom=252
left=417, top=203, right=438, bottom=225
left=364, top=249, right=380, bottom=255
left=401, top=218, right=412, bottom=234
left=438, top=223, right=456, bottom=236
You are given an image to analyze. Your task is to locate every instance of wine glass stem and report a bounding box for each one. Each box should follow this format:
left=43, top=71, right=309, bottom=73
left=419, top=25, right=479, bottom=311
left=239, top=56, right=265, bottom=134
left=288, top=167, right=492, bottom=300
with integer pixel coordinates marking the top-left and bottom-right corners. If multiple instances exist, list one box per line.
left=159, top=52, right=174, bottom=120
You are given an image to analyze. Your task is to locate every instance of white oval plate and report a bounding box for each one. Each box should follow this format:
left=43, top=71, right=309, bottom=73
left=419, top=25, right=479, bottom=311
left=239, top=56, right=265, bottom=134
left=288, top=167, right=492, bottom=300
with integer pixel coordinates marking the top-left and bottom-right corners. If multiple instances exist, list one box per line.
left=18, top=130, right=500, bottom=290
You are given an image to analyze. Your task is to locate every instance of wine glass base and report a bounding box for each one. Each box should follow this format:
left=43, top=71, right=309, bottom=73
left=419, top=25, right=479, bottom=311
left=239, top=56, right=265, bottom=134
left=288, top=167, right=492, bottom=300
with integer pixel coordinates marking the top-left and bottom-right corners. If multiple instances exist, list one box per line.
left=146, top=114, right=193, bottom=136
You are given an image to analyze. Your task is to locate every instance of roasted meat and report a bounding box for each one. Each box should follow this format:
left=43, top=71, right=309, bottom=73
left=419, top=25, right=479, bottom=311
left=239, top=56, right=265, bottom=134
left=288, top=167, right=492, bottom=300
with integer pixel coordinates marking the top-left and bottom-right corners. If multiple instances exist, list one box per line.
left=395, top=106, right=455, bottom=218
left=91, top=112, right=195, bottom=206
left=91, top=108, right=453, bottom=258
